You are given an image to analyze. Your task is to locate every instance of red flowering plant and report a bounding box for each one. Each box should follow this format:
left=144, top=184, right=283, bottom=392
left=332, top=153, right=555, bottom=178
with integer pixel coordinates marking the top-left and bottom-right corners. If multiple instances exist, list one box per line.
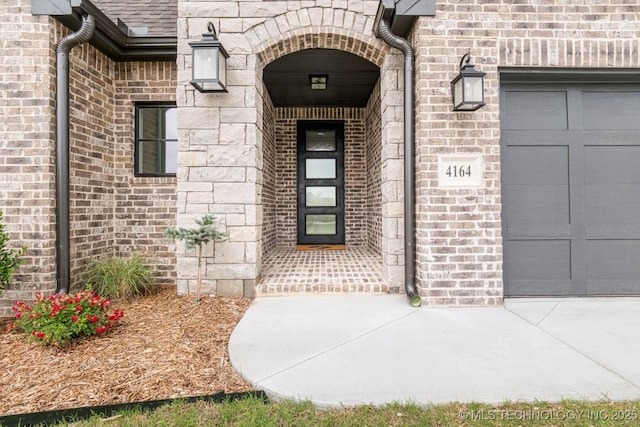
left=10, top=289, right=124, bottom=347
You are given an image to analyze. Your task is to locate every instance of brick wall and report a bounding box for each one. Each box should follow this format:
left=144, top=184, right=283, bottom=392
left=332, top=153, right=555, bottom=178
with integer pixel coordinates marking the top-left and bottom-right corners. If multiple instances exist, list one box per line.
left=413, top=0, right=640, bottom=305
left=0, top=4, right=56, bottom=317
left=113, top=62, right=178, bottom=285
left=365, top=79, right=382, bottom=254
left=261, top=89, right=277, bottom=255
left=0, top=5, right=177, bottom=316
left=273, top=112, right=296, bottom=246
left=64, top=22, right=116, bottom=284
left=65, top=26, right=178, bottom=288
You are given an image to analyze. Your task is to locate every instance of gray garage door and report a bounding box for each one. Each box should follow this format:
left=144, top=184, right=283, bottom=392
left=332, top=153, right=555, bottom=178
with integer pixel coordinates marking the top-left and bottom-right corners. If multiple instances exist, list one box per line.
left=501, top=82, right=640, bottom=296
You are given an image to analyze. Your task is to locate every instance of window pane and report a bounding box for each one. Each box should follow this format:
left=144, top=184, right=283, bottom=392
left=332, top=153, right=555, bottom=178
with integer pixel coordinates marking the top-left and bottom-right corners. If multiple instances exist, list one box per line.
left=306, top=130, right=335, bottom=151
left=306, top=186, right=336, bottom=207
left=165, top=108, right=177, bottom=140
left=306, top=215, right=336, bottom=235
left=306, top=159, right=336, bottom=179
left=140, top=109, right=160, bottom=139
left=139, top=140, right=161, bottom=174
left=165, top=140, right=178, bottom=174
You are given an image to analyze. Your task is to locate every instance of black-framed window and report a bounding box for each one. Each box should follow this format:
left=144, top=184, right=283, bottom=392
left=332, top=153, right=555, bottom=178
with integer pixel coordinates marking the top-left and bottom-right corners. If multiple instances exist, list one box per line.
left=135, top=103, right=177, bottom=176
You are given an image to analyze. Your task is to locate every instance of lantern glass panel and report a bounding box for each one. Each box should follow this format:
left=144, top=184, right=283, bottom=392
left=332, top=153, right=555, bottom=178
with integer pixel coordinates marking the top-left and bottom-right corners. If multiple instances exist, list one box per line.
left=193, top=47, right=219, bottom=80
left=453, top=78, right=463, bottom=108
left=465, top=76, right=484, bottom=104
left=218, top=48, right=227, bottom=86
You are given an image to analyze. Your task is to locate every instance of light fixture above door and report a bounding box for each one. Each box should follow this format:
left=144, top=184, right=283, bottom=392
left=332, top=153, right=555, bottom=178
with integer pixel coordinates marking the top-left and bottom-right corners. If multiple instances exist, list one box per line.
left=309, top=74, right=328, bottom=90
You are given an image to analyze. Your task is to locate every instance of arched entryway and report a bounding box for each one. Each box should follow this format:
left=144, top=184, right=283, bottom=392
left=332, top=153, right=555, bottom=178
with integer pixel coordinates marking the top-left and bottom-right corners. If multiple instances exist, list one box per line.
left=254, top=32, right=403, bottom=295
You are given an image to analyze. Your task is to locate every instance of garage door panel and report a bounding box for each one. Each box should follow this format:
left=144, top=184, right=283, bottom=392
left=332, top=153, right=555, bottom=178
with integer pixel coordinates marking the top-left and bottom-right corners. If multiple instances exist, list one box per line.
left=582, top=91, right=640, bottom=130
left=506, top=226, right=571, bottom=240
left=586, top=185, right=640, bottom=226
left=501, top=130, right=577, bottom=146
left=587, top=240, right=640, bottom=279
left=508, top=280, right=574, bottom=296
left=502, top=91, right=568, bottom=130
left=586, top=225, right=640, bottom=240
left=585, top=146, right=640, bottom=184
left=506, top=240, right=571, bottom=280
left=587, top=280, right=640, bottom=295
left=504, top=185, right=569, bottom=226
left=503, top=146, right=568, bottom=184
left=580, top=132, right=640, bottom=146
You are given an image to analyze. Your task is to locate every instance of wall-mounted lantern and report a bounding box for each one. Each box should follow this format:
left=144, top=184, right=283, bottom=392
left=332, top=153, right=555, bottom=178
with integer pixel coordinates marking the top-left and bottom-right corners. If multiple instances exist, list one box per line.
left=451, top=53, right=486, bottom=111
left=189, top=22, right=229, bottom=92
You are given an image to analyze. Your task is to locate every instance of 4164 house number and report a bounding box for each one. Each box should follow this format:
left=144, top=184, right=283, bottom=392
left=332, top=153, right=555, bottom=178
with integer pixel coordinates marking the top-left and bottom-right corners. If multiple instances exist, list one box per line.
left=445, top=164, right=472, bottom=178
left=438, top=155, right=482, bottom=187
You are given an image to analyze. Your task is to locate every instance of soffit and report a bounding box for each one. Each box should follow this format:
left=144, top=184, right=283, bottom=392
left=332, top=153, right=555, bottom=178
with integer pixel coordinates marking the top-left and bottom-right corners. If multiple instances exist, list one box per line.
left=263, top=49, right=380, bottom=108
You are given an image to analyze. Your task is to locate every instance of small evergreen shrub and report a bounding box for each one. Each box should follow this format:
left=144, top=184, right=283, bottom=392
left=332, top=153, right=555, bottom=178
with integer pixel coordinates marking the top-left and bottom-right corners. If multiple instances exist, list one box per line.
left=0, top=210, right=26, bottom=291
left=86, top=254, right=154, bottom=300
left=164, top=214, right=226, bottom=301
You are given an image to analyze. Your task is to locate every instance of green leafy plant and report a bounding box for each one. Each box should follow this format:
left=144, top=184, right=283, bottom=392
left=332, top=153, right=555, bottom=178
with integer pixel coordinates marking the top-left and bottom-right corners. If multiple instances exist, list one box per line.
left=0, top=209, right=26, bottom=291
left=86, top=254, right=155, bottom=300
left=10, top=289, right=124, bottom=347
left=163, top=214, right=226, bottom=301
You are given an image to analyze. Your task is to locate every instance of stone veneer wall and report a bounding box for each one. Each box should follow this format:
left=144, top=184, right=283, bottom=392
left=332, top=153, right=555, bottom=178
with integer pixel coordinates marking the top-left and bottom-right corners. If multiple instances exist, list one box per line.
left=177, top=0, right=404, bottom=297
left=413, top=0, right=640, bottom=305
left=0, top=2, right=56, bottom=317
left=273, top=108, right=367, bottom=247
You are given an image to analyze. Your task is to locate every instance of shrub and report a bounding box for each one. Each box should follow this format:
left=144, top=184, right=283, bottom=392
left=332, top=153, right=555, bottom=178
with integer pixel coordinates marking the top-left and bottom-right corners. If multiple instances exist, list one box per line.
left=10, top=289, right=124, bottom=347
left=0, top=210, right=26, bottom=291
left=86, top=254, right=155, bottom=300
left=163, top=214, right=226, bottom=301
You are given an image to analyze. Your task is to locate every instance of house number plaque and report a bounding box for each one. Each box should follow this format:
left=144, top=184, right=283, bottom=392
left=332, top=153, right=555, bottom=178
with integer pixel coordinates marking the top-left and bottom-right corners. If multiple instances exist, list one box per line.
left=437, top=154, right=482, bottom=187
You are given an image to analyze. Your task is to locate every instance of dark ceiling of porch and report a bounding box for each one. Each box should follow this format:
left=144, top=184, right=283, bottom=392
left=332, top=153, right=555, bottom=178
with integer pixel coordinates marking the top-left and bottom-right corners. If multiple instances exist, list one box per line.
left=263, top=49, right=380, bottom=108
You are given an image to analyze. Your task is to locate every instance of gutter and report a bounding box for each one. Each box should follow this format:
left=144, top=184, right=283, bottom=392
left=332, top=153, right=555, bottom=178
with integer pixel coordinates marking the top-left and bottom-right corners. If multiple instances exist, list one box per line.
left=55, top=14, right=95, bottom=294
left=376, top=18, right=422, bottom=307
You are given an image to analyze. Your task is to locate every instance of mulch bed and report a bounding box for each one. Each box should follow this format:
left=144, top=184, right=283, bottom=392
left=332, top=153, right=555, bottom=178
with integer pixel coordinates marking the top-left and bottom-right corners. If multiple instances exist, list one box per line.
left=0, top=286, right=254, bottom=416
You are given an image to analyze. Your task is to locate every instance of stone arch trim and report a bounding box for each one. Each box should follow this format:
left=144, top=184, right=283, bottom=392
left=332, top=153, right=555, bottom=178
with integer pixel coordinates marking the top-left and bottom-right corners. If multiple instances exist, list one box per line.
left=254, top=27, right=388, bottom=68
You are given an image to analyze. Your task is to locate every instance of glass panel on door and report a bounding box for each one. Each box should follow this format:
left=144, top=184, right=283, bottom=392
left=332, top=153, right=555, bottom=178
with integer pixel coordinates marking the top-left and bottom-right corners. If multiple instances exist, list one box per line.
left=306, top=159, right=336, bottom=179
left=306, top=215, right=337, bottom=235
left=306, top=130, right=336, bottom=151
left=306, top=186, right=337, bottom=207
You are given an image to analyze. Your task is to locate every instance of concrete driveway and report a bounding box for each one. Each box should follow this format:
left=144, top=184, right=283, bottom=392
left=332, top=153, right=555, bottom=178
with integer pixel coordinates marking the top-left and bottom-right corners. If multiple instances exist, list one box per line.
left=228, top=295, right=640, bottom=408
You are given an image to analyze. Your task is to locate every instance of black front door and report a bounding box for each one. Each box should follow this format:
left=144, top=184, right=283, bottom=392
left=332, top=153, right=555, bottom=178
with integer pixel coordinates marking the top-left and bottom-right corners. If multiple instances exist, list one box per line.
left=297, top=121, right=345, bottom=245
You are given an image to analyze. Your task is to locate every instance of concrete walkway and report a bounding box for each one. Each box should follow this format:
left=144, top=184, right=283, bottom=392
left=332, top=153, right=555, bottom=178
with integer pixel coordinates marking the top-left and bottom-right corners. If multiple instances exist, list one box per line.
left=228, top=295, right=640, bottom=408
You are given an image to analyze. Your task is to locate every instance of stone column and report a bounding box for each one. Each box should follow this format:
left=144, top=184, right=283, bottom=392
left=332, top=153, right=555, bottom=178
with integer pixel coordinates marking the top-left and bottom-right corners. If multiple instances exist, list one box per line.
left=176, top=8, right=261, bottom=298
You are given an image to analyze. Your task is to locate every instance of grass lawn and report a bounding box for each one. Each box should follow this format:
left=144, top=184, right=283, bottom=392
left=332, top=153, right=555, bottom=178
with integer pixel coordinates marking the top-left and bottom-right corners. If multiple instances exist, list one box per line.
left=23, top=397, right=640, bottom=427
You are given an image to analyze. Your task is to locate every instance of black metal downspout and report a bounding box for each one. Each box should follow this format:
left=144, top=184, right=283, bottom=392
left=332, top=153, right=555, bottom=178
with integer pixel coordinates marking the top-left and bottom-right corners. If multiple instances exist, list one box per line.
left=55, top=14, right=95, bottom=294
left=377, top=18, right=422, bottom=307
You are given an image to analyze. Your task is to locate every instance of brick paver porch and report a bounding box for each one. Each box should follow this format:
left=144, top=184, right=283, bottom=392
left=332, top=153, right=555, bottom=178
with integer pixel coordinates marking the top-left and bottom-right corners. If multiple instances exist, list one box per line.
left=257, top=246, right=389, bottom=295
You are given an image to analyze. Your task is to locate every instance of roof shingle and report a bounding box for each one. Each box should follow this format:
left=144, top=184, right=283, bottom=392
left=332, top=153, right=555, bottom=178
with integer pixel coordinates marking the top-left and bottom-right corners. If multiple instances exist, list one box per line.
left=91, top=0, right=177, bottom=36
